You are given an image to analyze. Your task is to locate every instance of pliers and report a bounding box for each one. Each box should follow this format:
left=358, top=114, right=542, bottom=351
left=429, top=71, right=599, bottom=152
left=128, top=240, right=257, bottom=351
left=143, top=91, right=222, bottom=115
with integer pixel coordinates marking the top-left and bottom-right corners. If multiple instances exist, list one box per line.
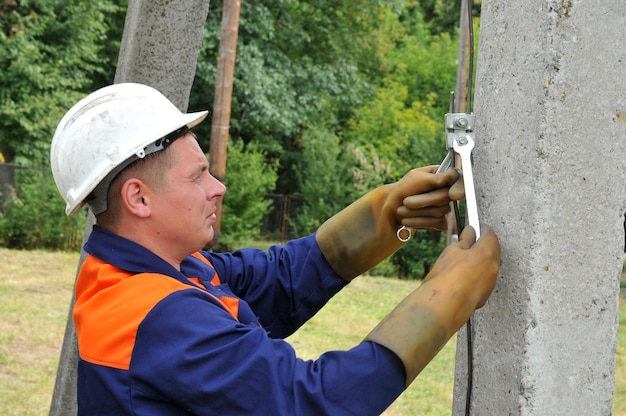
left=396, top=111, right=481, bottom=241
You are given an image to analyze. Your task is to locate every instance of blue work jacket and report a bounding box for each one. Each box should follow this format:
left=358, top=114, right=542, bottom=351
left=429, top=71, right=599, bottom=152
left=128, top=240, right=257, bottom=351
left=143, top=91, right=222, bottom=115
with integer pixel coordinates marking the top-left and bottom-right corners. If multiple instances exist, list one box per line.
left=73, top=226, right=405, bottom=415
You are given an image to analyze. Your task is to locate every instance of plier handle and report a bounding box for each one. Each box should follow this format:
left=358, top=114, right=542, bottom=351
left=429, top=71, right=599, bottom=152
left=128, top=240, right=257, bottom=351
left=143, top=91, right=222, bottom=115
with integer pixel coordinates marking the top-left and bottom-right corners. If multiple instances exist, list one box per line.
left=396, top=112, right=480, bottom=242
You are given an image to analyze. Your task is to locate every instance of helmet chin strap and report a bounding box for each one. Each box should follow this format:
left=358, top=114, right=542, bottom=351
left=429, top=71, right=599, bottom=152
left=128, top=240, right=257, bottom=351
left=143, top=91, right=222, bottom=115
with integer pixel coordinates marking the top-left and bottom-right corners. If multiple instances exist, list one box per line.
left=87, top=126, right=189, bottom=215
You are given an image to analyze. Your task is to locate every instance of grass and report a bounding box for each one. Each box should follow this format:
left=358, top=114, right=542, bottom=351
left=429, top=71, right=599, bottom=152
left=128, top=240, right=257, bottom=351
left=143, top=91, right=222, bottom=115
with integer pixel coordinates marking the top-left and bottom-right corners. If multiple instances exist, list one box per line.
left=0, top=247, right=624, bottom=415
left=0, top=248, right=76, bottom=416
left=286, top=276, right=456, bottom=415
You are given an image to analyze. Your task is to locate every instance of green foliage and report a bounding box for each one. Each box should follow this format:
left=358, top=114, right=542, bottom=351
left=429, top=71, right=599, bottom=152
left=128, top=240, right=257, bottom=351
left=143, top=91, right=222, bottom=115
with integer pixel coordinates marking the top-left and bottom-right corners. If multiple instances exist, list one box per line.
left=415, top=0, right=463, bottom=35
left=345, top=143, right=393, bottom=195
left=290, top=127, right=359, bottom=234
left=343, top=6, right=458, bottom=176
left=191, top=0, right=380, bottom=194
left=344, top=79, right=443, bottom=178
left=390, top=29, right=458, bottom=117
left=90, top=0, right=129, bottom=89
left=0, top=167, right=85, bottom=250
left=0, top=0, right=121, bottom=165
left=218, top=139, right=278, bottom=250
left=0, top=0, right=469, bottom=279
left=392, top=230, right=447, bottom=279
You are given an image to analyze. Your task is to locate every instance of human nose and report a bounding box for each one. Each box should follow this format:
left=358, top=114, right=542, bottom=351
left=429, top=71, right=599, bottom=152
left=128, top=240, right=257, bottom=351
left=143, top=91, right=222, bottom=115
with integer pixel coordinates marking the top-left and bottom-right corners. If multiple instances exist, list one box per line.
left=206, top=174, right=226, bottom=200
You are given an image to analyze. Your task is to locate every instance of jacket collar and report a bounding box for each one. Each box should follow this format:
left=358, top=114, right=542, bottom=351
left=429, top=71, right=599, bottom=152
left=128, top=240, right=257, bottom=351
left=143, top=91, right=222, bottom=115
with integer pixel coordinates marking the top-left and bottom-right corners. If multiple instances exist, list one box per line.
left=83, top=226, right=216, bottom=285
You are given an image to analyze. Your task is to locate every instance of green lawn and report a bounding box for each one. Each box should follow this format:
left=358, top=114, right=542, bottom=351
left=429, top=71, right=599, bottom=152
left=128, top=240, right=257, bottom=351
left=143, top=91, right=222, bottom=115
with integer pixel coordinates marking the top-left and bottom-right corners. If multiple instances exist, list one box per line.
left=0, top=247, right=624, bottom=415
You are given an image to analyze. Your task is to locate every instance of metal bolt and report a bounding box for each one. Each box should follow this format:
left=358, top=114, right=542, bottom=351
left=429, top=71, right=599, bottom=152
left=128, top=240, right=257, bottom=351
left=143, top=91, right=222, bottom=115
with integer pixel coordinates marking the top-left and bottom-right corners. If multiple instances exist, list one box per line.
left=456, top=117, right=468, bottom=128
left=457, top=136, right=469, bottom=145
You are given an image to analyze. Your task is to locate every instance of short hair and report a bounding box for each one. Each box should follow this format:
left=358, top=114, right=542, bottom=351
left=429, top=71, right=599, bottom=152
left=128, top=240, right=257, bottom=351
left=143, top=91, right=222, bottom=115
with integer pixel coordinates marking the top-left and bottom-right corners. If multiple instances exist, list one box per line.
left=95, top=146, right=176, bottom=230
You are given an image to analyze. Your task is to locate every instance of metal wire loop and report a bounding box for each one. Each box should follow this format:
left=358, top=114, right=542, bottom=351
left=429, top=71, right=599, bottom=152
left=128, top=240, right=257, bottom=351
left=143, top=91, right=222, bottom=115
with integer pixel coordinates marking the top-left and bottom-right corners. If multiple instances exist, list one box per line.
left=396, top=225, right=412, bottom=242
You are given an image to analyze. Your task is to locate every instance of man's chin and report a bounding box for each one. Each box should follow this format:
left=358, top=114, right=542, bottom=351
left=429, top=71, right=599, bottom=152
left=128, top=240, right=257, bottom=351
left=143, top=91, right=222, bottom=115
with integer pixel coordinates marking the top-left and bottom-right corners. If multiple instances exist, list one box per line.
left=201, top=229, right=217, bottom=250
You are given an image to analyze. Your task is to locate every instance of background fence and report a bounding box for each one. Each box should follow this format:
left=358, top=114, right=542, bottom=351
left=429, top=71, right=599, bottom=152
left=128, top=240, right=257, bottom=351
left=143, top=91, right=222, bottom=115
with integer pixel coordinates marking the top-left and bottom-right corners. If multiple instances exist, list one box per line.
left=261, top=193, right=304, bottom=243
left=0, top=163, right=26, bottom=208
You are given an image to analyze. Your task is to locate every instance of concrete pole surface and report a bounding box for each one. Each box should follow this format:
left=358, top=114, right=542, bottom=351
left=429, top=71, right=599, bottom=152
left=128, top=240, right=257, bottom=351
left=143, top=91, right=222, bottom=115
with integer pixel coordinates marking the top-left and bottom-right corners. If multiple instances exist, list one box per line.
left=114, top=0, right=210, bottom=110
left=452, top=1, right=626, bottom=415
left=49, top=1, right=210, bottom=414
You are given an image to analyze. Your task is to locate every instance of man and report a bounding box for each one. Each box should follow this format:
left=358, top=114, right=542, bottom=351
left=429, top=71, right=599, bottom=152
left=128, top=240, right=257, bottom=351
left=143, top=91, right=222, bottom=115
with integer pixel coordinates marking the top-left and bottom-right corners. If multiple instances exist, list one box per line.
left=51, top=83, right=500, bottom=415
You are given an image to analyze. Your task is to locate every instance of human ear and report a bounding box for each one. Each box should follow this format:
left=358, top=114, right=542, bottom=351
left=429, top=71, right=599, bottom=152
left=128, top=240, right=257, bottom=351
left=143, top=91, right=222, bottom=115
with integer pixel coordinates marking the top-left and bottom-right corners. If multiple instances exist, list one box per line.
left=120, top=178, right=151, bottom=218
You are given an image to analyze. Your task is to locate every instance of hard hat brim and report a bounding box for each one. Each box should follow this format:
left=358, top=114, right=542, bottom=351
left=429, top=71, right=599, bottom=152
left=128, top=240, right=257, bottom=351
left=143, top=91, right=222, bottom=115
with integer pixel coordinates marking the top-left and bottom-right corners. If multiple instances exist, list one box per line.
left=183, top=110, right=209, bottom=130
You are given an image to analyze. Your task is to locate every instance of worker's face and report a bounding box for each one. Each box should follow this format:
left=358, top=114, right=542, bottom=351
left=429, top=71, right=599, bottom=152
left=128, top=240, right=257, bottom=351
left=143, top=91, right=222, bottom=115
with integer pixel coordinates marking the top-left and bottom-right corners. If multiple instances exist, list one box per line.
left=150, top=133, right=226, bottom=255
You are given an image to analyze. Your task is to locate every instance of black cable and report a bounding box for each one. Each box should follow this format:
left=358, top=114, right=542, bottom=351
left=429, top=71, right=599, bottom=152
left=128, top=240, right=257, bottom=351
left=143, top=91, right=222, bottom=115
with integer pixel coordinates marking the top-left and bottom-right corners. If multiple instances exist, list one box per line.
left=450, top=178, right=471, bottom=416
left=465, top=318, right=474, bottom=416
left=464, top=1, right=475, bottom=415
left=450, top=159, right=471, bottom=416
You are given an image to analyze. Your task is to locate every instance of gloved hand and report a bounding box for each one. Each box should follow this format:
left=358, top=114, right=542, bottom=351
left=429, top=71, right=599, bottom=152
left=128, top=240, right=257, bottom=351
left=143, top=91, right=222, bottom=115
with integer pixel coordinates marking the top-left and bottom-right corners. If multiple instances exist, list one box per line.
left=316, top=165, right=463, bottom=280
left=397, top=167, right=464, bottom=231
left=364, top=225, right=501, bottom=386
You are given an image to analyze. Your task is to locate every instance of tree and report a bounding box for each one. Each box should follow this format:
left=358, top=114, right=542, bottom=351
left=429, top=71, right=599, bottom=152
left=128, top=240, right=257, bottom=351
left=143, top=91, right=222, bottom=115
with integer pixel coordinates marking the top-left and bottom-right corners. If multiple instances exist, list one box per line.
left=0, top=0, right=121, bottom=166
left=343, top=6, right=458, bottom=175
left=0, top=165, right=85, bottom=249
left=0, top=0, right=123, bottom=250
left=190, top=1, right=465, bottom=277
left=190, top=0, right=384, bottom=195
left=219, top=139, right=278, bottom=249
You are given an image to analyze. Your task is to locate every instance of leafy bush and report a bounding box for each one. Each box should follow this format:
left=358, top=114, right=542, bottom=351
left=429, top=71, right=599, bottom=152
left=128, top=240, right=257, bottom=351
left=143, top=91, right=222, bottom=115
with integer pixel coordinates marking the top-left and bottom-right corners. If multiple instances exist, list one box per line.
left=0, top=167, right=85, bottom=250
left=0, top=0, right=121, bottom=166
left=392, top=230, right=447, bottom=279
left=290, top=127, right=366, bottom=235
left=217, top=139, right=278, bottom=250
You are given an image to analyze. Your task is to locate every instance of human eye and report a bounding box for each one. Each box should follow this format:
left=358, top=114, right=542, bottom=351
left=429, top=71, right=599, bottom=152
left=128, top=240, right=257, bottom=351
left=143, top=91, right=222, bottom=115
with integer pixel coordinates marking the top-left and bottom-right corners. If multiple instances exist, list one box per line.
left=193, top=166, right=209, bottom=182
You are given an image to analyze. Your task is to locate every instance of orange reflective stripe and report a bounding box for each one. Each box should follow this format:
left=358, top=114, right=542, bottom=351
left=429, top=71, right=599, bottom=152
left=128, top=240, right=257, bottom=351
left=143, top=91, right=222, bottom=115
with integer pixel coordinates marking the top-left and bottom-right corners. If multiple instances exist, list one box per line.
left=74, top=254, right=240, bottom=370
left=190, top=252, right=221, bottom=286
left=190, top=252, right=240, bottom=319
left=188, top=277, right=202, bottom=286
left=211, top=275, right=221, bottom=286
left=75, top=256, right=194, bottom=370
left=219, top=295, right=240, bottom=321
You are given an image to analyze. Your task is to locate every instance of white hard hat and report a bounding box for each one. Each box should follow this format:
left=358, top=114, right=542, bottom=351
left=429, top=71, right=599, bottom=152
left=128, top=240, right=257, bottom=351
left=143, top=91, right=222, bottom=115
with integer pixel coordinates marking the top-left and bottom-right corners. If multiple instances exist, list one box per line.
left=51, top=83, right=208, bottom=215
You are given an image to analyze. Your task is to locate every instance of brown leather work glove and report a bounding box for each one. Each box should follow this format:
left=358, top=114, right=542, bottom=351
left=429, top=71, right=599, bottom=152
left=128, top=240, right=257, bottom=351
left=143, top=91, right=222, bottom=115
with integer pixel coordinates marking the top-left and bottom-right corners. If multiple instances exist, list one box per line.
left=316, top=165, right=464, bottom=280
left=364, top=225, right=501, bottom=386
left=396, top=166, right=464, bottom=231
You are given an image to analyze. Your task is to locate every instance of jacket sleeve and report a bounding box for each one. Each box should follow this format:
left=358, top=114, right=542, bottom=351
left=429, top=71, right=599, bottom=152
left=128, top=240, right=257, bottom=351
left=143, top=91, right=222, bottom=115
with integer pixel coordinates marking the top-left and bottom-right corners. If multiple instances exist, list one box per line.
left=130, top=289, right=406, bottom=416
left=205, top=234, right=349, bottom=338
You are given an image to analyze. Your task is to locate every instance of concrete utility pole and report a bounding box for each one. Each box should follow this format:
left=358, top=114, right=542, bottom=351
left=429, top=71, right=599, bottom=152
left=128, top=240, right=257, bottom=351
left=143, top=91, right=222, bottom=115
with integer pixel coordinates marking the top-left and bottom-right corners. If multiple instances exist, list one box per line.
left=49, top=1, right=210, bottom=414
left=452, top=1, right=626, bottom=415
left=208, top=0, right=242, bottom=249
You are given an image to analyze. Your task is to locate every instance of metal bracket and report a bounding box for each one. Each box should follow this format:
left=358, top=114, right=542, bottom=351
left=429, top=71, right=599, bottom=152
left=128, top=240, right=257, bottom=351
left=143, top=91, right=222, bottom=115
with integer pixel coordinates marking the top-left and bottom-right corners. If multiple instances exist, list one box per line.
left=445, top=112, right=475, bottom=149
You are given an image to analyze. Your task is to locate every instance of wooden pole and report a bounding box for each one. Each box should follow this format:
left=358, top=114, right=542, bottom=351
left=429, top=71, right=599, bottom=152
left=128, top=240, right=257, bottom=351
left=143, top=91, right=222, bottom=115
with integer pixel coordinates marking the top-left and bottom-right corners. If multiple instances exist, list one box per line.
left=207, top=0, right=241, bottom=250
